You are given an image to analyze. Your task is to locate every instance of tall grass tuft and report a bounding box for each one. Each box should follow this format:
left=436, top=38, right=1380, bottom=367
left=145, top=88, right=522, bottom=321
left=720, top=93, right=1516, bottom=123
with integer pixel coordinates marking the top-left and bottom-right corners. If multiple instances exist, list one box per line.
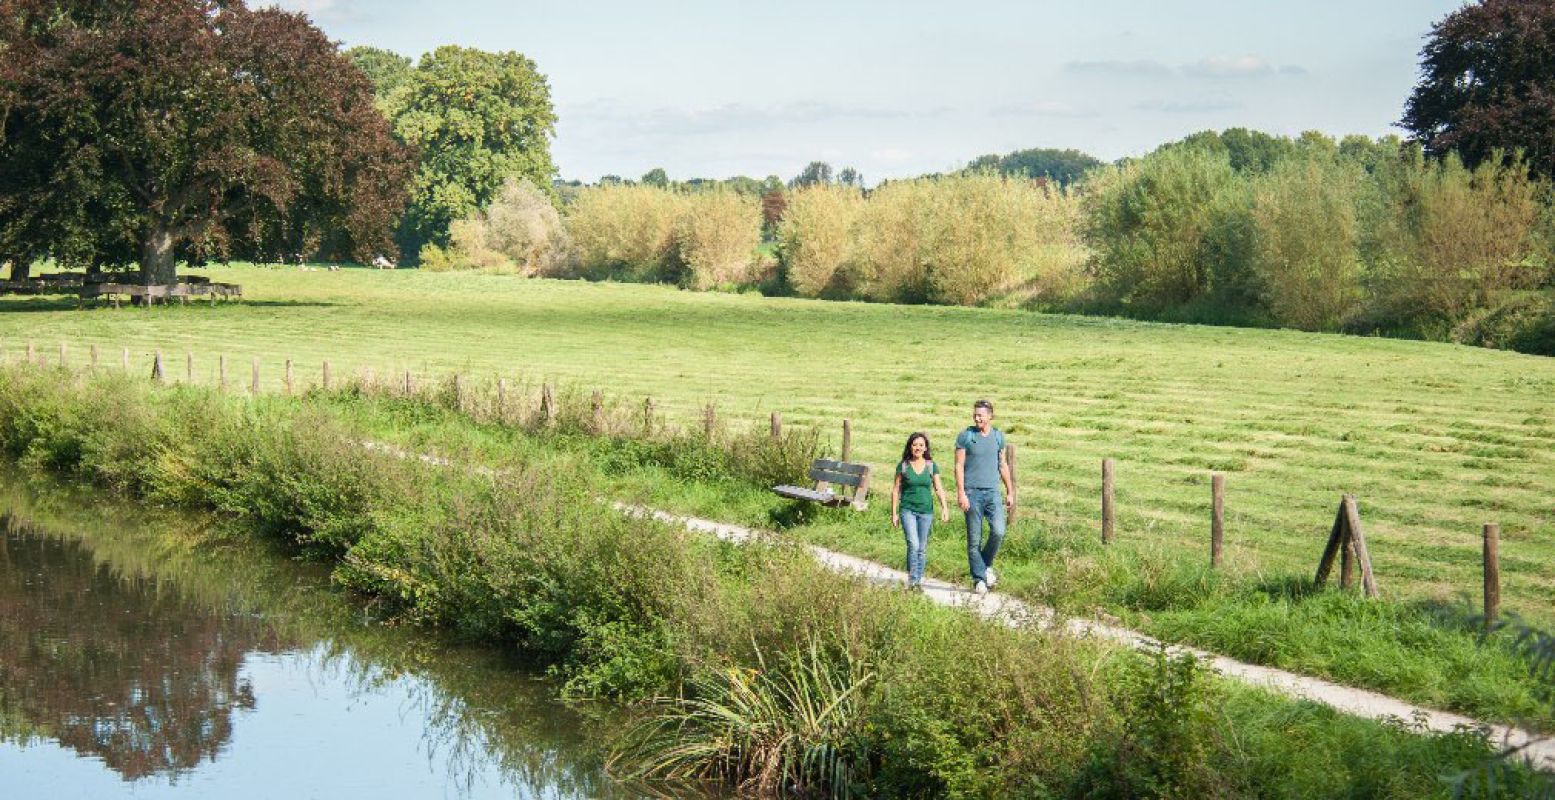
left=616, top=634, right=875, bottom=798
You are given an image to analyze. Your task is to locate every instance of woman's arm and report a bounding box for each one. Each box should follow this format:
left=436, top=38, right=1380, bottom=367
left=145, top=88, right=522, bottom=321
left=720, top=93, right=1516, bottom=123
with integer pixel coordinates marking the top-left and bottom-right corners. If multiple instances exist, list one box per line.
left=890, top=469, right=902, bottom=528
left=932, top=472, right=950, bottom=522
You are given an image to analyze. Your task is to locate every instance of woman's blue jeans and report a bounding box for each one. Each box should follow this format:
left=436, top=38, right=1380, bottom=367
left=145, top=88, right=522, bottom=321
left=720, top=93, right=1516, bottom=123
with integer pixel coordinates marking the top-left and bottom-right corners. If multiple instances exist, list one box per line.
left=900, top=510, right=933, bottom=585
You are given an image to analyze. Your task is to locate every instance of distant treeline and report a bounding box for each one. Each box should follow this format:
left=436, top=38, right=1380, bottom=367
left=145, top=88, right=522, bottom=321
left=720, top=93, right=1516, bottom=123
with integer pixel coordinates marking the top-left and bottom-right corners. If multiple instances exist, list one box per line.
left=430, top=130, right=1554, bottom=357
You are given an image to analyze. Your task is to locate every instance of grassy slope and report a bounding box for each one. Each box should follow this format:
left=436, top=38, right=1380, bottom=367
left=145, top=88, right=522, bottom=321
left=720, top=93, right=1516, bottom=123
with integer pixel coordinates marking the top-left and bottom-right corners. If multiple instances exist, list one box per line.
left=3, top=265, right=1552, bottom=625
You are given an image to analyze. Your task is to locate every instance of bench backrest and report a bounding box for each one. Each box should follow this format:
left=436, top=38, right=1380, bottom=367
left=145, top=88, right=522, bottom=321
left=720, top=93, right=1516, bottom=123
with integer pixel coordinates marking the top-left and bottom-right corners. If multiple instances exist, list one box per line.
left=809, top=459, right=868, bottom=487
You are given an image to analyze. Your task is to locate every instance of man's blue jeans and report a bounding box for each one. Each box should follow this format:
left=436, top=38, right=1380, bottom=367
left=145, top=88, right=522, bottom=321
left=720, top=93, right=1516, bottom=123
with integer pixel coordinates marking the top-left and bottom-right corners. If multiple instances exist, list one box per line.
left=964, top=487, right=1005, bottom=584
left=900, top=510, right=933, bottom=585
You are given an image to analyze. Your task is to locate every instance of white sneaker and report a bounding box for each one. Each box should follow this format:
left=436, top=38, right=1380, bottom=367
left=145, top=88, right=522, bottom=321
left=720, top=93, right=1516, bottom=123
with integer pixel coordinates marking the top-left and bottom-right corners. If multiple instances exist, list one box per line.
left=973, top=580, right=989, bottom=595
left=985, top=568, right=998, bottom=588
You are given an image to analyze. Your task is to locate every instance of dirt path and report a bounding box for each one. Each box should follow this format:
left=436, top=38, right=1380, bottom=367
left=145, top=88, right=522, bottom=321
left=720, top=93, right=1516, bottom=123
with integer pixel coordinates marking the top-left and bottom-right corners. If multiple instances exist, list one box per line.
left=621, top=505, right=1555, bottom=770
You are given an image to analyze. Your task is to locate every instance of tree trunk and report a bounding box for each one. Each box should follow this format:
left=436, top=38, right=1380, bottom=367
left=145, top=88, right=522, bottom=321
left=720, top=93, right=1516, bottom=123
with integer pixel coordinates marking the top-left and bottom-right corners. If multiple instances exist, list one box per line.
left=140, top=227, right=176, bottom=286
left=5, top=255, right=29, bottom=281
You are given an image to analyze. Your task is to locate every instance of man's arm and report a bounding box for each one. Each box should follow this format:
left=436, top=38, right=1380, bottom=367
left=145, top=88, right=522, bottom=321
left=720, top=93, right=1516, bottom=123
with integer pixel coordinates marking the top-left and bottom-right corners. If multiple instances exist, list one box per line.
left=999, top=446, right=1016, bottom=509
left=954, top=447, right=970, bottom=511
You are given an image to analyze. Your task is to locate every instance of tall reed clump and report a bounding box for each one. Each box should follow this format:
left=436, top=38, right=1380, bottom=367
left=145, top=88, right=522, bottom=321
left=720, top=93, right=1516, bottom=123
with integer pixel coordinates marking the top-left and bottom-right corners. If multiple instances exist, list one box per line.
left=565, top=184, right=686, bottom=282
left=777, top=184, right=865, bottom=298
left=671, top=188, right=762, bottom=290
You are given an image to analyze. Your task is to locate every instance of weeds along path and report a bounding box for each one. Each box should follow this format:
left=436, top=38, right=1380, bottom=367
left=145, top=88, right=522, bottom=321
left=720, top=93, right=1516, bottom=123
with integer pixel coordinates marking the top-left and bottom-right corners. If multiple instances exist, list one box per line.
left=624, top=505, right=1555, bottom=771
left=358, top=437, right=1554, bottom=770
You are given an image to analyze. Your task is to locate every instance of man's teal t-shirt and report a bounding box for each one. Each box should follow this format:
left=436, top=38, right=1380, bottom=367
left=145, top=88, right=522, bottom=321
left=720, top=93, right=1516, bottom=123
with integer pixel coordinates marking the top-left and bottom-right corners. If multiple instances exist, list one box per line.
left=955, top=426, right=1005, bottom=490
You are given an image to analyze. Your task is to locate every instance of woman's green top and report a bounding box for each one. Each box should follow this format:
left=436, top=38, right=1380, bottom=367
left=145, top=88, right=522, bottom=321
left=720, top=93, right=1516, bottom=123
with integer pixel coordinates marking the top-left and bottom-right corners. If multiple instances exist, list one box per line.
left=897, top=460, right=940, bottom=514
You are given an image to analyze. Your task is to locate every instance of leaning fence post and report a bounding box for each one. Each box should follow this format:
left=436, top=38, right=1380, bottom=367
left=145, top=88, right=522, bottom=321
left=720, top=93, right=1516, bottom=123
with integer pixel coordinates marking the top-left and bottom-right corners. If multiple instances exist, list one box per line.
left=771, top=411, right=782, bottom=439
left=841, top=419, right=852, bottom=462
left=250, top=358, right=260, bottom=395
left=1101, top=458, right=1116, bottom=544
left=1484, top=523, right=1501, bottom=630
left=151, top=350, right=164, bottom=383
left=1211, top=473, right=1225, bottom=568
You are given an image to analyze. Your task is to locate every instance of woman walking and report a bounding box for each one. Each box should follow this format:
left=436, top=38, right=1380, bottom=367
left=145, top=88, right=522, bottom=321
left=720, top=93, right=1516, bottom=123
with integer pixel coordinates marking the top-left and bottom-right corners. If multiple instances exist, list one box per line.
left=891, top=432, right=950, bottom=591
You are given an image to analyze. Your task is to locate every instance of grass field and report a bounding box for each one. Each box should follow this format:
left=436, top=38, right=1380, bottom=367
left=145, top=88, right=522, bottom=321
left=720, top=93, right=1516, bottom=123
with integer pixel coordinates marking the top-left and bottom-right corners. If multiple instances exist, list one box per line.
left=3, top=264, right=1554, bottom=715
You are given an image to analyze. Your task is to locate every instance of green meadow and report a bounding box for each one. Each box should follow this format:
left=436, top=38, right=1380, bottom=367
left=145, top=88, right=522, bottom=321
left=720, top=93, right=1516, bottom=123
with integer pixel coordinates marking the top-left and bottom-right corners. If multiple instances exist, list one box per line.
left=3, top=264, right=1554, bottom=723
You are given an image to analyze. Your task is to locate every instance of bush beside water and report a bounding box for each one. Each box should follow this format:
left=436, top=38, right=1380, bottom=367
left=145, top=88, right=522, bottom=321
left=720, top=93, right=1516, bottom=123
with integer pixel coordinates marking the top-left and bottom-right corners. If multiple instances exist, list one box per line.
left=0, top=364, right=1530, bottom=798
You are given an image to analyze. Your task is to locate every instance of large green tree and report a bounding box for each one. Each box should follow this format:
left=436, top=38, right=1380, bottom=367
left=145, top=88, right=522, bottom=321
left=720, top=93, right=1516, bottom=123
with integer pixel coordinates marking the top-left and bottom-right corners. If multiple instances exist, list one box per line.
left=345, top=45, right=413, bottom=110
left=0, top=0, right=413, bottom=284
left=388, top=45, right=557, bottom=260
left=965, top=147, right=1101, bottom=186
left=1402, top=0, right=1555, bottom=180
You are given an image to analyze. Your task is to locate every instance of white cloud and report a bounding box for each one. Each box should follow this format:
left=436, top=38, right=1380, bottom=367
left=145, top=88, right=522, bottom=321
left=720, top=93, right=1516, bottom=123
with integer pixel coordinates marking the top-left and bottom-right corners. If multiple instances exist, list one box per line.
left=1065, top=55, right=1306, bottom=81
left=990, top=100, right=1097, bottom=118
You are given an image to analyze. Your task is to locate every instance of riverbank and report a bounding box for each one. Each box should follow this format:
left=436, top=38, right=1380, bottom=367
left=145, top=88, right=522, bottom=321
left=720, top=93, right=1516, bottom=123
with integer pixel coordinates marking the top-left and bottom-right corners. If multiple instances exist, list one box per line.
left=0, top=363, right=1538, bottom=797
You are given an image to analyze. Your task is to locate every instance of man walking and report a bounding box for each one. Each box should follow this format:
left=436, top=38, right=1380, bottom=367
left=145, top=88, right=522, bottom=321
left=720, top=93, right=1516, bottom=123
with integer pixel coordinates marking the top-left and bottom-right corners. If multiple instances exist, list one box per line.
left=955, top=399, right=1015, bottom=595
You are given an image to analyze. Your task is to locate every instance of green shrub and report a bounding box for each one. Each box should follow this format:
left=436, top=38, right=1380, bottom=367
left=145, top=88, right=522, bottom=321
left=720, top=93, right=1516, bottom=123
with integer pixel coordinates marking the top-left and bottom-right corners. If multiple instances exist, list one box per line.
left=566, top=184, right=685, bottom=281
left=1248, top=156, right=1366, bottom=330
left=671, top=188, right=762, bottom=290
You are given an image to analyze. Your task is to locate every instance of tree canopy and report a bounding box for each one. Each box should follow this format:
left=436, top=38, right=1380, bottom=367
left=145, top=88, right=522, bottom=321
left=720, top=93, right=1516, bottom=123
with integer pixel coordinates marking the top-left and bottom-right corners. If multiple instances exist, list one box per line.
left=345, top=45, right=413, bottom=110
left=964, top=147, right=1101, bottom=186
left=1402, top=0, right=1555, bottom=180
left=387, top=45, right=557, bottom=260
left=0, top=0, right=413, bottom=283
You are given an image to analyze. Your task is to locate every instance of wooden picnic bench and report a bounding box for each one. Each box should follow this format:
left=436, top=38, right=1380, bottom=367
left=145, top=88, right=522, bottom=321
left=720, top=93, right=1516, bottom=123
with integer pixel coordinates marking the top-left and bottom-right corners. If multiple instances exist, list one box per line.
left=773, top=458, right=872, bottom=511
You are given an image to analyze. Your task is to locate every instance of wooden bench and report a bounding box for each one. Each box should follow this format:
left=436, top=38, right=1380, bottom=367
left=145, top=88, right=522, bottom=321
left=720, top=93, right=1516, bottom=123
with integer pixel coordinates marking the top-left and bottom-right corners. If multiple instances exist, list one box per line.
left=773, top=459, right=872, bottom=510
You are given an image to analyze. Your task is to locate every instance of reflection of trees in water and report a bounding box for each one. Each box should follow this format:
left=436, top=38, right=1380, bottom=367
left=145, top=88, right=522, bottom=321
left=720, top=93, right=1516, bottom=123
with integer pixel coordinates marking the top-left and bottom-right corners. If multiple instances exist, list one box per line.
left=0, top=486, right=642, bottom=798
left=0, top=511, right=277, bottom=780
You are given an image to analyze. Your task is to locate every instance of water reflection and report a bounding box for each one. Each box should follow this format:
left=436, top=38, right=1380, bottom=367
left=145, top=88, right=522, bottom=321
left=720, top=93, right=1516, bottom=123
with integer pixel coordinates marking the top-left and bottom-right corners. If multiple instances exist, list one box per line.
left=0, top=482, right=636, bottom=799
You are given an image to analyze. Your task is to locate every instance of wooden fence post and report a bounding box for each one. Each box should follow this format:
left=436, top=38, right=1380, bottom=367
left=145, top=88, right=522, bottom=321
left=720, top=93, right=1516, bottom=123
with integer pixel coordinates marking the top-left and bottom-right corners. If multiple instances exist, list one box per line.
left=452, top=373, right=463, bottom=410
left=841, top=419, right=852, bottom=462
left=218, top=355, right=227, bottom=391
left=403, top=370, right=413, bottom=396
left=1314, top=495, right=1379, bottom=598
left=284, top=359, right=294, bottom=395
left=250, top=358, right=260, bottom=395
left=591, top=390, right=604, bottom=432
left=1211, top=473, right=1225, bottom=568
left=496, top=378, right=506, bottom=419
left=58, top=342, right=66, bottom=367
left=1484, top=523, right=1501, bottom=630
left=770, top=411, right=782, bottom=439
left=1101, top=458, right=1116, bottom=545
left=121, top=347, right=129, bottom=371
left=26, top=341, right=35, bottom=363
left=322, top=360, right=332, bottom=391
left=704, top=403, right=717, bottom=438
left=1343, top=495, right=1379, bottom=598
left=152, top=351, right=164, bottom=383
left=541, top=383, right=554, bottom=423
left=643, top=397, right=654, bottom=433
left=186, top=352, right=194, bottom=384
left=90, top=345, right=99, bottom=371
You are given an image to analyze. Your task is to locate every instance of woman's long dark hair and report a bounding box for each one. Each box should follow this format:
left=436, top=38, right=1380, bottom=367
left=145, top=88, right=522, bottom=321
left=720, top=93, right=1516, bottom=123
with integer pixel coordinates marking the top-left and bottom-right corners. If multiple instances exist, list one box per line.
left=899, top=432, right=932, bottom=465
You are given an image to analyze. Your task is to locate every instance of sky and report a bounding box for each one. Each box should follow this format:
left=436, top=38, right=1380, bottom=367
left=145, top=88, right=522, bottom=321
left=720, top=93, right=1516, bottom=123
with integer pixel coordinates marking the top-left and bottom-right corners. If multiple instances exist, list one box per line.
left=267, top=0, right=1467, bottom=185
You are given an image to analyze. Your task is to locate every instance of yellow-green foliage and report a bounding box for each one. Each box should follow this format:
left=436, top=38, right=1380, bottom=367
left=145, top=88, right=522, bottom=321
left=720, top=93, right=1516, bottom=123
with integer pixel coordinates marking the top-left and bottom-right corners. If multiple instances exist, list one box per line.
left=917, top=173, right=1080, bottom=307
left=566, top=184, right=685, bottom=282
left=850, top=179, right=930, bottom=302
left=777, top=185, right=864, bottom=297
left=672, top=189, right=761, bottom=290
left=420, top=179, right=567, bottom=275
left=1081, top=147, right=1238, bottom=309
left=1366, top=152, right=1546, bottom=328
left=1249, top=157, right=1365, bottom=331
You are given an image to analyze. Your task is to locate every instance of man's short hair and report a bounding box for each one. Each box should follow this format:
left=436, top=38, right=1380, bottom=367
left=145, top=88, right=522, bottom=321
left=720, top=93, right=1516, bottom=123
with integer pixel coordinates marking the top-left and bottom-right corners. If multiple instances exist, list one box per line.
left=973, top=399, right=994, bottom=415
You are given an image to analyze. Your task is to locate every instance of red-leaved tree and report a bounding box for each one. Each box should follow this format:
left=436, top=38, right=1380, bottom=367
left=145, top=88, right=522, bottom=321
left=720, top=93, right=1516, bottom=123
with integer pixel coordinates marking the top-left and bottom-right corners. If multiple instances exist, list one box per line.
left=0, top=0, right=414, bottom=283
